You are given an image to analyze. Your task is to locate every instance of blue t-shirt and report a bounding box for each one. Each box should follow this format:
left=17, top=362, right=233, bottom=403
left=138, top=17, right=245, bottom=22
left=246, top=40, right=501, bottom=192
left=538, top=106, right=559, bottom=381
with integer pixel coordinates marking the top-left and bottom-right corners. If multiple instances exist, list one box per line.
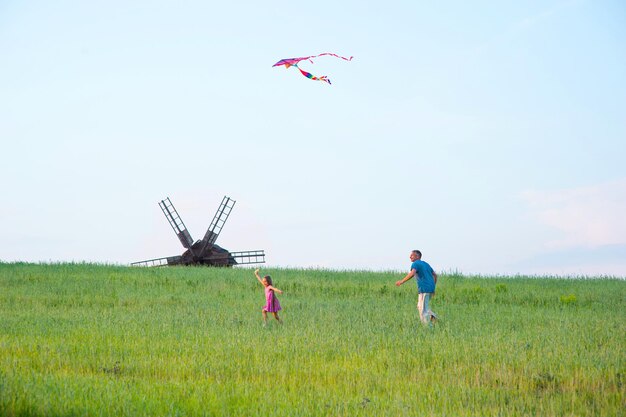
left=411, top=260, right=436, bottom=293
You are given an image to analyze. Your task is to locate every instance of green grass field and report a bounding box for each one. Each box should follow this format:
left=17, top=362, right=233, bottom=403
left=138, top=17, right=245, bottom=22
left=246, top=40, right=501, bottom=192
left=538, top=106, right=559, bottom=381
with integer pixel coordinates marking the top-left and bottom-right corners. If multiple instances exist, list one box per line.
left=0, top=263, right=624, bottom=416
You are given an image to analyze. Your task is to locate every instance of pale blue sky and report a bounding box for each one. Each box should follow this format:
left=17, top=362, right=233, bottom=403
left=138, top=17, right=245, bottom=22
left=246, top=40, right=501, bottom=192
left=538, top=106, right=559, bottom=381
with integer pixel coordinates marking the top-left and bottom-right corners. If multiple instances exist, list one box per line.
left=1, top=0, right=625, bottom=276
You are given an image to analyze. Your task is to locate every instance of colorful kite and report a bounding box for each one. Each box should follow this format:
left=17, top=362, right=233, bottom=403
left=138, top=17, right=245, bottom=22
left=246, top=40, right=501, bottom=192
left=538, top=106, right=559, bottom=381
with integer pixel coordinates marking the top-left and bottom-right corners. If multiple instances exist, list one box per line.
left=272, top=53, right=353, bottom=85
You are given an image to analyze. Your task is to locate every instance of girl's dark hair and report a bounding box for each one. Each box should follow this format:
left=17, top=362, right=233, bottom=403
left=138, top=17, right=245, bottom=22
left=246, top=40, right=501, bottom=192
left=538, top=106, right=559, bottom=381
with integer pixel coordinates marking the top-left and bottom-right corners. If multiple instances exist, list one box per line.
left=264, top=275, right=273, bottom=285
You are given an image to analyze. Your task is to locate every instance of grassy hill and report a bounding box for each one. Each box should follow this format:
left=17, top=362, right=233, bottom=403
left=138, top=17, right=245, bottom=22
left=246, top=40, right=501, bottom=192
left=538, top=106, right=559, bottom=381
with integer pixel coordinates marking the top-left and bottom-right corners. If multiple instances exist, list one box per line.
left=0, top=263, right=624, bottom=416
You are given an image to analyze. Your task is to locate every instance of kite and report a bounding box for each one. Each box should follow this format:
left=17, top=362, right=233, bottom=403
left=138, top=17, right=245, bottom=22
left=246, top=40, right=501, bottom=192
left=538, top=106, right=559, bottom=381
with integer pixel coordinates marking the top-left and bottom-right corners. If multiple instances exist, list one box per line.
left=272, top=53, right=353, bottom=85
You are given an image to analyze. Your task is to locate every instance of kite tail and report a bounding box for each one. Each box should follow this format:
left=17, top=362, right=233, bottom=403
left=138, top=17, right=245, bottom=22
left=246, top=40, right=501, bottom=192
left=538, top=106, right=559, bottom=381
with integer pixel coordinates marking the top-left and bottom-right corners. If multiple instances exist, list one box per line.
left=298, top=67, right=331, bottom=84
left=312, top=53, right=353, bottom=62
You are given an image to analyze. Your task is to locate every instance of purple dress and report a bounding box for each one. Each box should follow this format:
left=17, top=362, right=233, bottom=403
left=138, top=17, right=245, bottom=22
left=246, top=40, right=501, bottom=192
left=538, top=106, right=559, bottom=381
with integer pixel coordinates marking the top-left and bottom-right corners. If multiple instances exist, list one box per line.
left=263, top=286, right=282, bottom=313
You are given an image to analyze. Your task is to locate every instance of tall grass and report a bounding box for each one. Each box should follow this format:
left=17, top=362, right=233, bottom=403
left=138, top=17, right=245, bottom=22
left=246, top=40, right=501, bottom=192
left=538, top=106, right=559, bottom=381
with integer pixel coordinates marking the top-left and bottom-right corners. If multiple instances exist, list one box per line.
left=0, top=263, right=624, bottom=416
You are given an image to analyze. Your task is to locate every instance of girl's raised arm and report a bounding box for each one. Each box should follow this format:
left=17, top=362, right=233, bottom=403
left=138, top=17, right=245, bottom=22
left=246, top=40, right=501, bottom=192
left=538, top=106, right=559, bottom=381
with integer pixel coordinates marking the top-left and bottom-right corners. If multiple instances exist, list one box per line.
left=254, top=269, right=264, bottom=285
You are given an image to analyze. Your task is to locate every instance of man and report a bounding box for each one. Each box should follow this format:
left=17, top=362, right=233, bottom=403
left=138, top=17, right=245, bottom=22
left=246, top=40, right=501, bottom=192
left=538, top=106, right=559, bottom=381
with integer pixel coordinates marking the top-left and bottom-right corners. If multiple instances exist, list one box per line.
left=396, top=250, right=438, bottom=325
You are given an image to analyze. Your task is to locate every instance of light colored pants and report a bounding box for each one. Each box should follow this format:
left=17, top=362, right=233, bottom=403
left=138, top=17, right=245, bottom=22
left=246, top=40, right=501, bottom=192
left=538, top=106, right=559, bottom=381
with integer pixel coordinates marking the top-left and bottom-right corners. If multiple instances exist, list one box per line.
left=417, top=292, right=436, bottom=324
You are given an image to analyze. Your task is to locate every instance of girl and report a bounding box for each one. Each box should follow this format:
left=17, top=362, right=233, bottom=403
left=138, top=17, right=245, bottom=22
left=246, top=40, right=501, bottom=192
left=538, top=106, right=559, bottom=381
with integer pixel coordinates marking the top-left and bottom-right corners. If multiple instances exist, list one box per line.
left=254, top=268, right=283, bottom=325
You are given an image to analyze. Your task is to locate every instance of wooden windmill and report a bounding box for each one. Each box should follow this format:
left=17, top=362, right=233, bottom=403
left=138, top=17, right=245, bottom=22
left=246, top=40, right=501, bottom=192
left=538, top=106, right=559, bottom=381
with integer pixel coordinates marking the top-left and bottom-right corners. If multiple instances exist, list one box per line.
left=132, top=196, right=265, bottom=267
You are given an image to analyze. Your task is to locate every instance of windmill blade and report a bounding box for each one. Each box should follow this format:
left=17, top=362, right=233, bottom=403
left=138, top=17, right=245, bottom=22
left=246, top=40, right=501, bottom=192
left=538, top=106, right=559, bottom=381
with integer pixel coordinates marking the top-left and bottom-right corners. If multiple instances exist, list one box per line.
left=201, top=196, right=235, bottom=253
left=159, top=197, right=195, bottom=249
left=230, top=250, right=266, bottom=265
left=202, top=250, right=265, bottom=266
left=130, top=255, right=182, bottom=267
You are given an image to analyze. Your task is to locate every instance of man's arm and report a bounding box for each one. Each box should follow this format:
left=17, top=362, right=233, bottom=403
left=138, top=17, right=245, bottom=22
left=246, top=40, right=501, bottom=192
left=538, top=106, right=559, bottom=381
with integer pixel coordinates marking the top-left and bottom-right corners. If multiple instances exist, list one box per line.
left=433, top=271, right=438, bottom=285
left=396, top=270, right=416, bottom=286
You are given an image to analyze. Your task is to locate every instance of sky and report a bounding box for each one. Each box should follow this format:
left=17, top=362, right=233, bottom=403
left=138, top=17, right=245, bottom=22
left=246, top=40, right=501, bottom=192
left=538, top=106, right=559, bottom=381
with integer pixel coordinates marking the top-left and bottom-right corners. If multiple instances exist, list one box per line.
left=1, top=0, right=625, bottom=276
